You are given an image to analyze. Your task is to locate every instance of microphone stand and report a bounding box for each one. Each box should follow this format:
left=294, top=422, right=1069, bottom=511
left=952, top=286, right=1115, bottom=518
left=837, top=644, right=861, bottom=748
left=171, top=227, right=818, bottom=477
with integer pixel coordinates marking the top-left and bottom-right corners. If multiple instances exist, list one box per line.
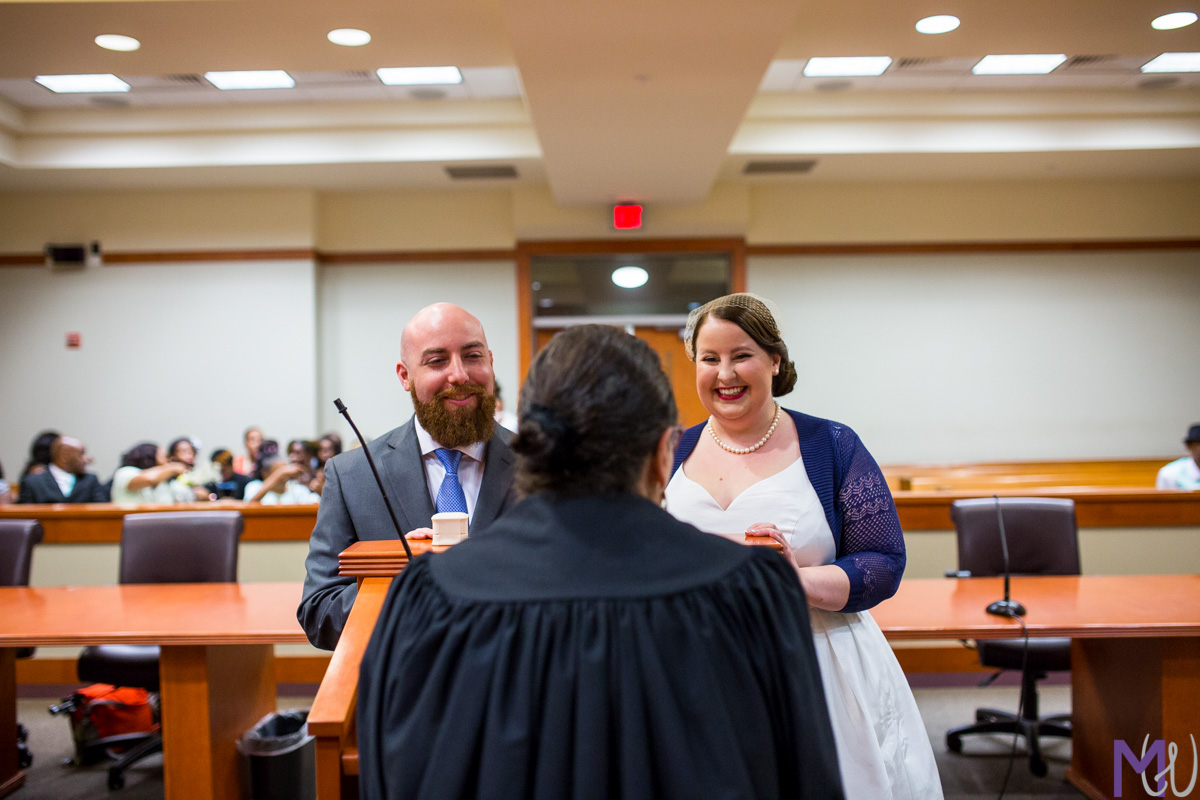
left=986, top=494, right=1026, bottom=618
left=334, top=398, right=413, bottom=560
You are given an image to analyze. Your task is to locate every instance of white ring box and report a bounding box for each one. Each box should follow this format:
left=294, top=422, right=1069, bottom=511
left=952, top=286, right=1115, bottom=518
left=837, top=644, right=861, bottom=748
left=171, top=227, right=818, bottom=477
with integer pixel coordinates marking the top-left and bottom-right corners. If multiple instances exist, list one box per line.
left=431, top=511, right=468, bottom=545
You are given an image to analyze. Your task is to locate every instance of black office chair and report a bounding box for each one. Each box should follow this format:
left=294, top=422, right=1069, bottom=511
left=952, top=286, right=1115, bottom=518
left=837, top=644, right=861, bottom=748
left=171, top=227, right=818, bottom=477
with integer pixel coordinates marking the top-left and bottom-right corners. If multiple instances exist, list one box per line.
left=0, top=519, right=44, bottom=770
left=75, top=511, right=243, bottom=790
left=945, top=497, right=1078, bottom=776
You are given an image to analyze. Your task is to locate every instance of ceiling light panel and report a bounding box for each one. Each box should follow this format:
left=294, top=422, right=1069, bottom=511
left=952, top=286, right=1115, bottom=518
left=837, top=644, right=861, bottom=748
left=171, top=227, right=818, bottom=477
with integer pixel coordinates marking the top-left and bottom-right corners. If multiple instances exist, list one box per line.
left=204, top=70, right=295, bottom=90
left=35, top=74, right=130, bottom=93
left=804, top=57, right=892, bottom=77
left=1142, top=52, right=1200, bottom=72
left=972, top=54, right=1068, bottom=75
left=376, top=66, right=463, bottom=85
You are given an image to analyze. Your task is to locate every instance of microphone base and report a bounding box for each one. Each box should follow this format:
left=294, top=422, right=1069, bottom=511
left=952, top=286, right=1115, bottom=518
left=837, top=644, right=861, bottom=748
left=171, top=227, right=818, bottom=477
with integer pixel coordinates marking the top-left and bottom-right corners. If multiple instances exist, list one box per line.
left=986, top=599, right=1027, bottom=618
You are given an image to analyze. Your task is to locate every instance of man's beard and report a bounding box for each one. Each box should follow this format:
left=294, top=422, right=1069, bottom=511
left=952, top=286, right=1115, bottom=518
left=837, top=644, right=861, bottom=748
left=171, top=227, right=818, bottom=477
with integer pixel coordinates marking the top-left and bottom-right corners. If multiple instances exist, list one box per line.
left=411, top=384, right=497, bottom=449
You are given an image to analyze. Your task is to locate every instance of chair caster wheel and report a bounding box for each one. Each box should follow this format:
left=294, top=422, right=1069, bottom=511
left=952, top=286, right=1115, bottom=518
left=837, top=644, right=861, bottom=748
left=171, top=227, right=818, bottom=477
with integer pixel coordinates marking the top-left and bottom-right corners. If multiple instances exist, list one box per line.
left=1030, top=757, right=1047, bottom=777
left=946, top=734, right=963, bottom=753
left=108, top=771, right=125, bottom=790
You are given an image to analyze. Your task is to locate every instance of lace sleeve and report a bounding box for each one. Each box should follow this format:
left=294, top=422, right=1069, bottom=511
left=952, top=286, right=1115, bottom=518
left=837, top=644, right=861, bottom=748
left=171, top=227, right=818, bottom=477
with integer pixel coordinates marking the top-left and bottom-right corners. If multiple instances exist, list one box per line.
left=830, top=424, right=906, bottom=612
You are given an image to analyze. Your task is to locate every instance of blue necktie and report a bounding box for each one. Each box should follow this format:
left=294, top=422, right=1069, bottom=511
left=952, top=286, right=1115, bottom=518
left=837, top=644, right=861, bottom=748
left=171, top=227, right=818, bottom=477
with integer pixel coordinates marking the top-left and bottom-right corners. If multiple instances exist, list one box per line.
left=434, top=448, right=468, bottom=514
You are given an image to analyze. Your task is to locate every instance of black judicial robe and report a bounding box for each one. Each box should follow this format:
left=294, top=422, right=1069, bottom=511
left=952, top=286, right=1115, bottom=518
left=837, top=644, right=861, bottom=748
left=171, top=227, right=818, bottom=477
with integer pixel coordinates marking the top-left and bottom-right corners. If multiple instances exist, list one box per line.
left=357, top=493, right=843, bottom=800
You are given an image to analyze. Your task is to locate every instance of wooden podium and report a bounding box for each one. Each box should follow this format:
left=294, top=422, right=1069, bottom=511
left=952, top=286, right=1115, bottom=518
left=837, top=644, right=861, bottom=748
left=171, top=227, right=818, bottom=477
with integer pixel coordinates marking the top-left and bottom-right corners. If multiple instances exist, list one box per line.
left=308, top=540, right=1200, bottom=800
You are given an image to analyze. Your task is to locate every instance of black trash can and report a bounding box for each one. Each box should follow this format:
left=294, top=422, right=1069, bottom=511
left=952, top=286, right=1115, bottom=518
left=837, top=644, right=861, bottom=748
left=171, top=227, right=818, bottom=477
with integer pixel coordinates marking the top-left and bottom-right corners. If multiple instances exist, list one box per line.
left=236, top=708, right=316, bottom=800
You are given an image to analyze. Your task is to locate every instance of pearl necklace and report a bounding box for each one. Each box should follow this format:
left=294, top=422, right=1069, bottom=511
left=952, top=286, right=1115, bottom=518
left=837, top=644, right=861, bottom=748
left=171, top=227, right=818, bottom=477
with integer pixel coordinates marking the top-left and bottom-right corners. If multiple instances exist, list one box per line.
left=708, top=403, right=781, bottom=455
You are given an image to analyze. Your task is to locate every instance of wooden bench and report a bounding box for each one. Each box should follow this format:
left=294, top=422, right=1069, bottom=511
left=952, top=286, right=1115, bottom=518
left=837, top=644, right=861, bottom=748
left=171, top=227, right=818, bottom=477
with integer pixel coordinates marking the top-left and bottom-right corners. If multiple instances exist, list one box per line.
left=882, top=458, right=1167, bottom=493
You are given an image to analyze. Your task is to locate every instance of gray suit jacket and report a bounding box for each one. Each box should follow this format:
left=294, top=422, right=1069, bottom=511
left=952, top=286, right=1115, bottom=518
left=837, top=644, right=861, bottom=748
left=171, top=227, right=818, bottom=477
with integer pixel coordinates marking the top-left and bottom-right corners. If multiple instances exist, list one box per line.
left=298, top=419, right=517, bottom=650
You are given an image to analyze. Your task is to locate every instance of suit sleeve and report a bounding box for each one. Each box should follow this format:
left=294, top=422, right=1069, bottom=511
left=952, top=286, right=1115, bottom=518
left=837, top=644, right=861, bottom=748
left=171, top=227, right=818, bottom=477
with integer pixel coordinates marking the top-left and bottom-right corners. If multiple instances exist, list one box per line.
left=297, top=456, right=360, bottom=650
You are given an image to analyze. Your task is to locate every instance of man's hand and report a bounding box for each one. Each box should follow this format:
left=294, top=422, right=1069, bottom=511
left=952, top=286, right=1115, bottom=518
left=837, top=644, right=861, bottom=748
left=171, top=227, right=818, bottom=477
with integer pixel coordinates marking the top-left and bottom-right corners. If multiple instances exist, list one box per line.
left=405, top=527, right=434, bottom=540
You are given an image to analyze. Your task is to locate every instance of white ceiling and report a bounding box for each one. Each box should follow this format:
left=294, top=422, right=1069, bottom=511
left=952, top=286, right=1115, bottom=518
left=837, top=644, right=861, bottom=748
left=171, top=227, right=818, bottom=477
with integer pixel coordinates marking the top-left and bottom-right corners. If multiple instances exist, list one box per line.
left=0, top=0, right=1198, bottom=203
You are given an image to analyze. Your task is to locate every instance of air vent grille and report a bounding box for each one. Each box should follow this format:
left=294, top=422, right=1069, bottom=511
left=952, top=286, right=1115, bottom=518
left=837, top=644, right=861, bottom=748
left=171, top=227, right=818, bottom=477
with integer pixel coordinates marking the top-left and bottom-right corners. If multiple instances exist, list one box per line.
left=1066, top=54, right=1116, bottom=67
left=743, top=159, right=817, bottom=175
left=164, top=74, right=205, bottom=85
left=445, top=165, right=519, bottom=180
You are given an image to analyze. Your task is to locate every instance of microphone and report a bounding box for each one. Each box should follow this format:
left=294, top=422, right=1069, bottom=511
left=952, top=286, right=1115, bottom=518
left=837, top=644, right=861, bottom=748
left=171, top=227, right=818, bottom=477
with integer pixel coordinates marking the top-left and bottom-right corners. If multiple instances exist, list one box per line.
left=986, top=494, right=1026, bottom=618
left=334, top=398, right=413, bottom=559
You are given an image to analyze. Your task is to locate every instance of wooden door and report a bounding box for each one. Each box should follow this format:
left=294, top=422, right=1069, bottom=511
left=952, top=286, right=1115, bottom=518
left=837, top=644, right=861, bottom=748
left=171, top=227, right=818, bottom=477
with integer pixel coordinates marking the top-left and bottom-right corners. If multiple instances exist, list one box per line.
left=533, top=325, right=707, bottom=429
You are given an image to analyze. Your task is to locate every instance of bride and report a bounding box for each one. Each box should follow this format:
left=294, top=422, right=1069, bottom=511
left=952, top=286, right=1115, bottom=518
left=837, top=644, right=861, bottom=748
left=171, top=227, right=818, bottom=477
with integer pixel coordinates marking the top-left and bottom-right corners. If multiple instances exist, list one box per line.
left=665, top=293, right=943, bottom=799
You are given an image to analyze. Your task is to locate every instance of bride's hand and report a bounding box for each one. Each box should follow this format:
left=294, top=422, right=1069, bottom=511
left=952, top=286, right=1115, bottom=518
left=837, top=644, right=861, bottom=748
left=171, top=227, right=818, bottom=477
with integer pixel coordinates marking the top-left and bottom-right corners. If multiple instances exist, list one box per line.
left=746, top=522, right=797, bottom=567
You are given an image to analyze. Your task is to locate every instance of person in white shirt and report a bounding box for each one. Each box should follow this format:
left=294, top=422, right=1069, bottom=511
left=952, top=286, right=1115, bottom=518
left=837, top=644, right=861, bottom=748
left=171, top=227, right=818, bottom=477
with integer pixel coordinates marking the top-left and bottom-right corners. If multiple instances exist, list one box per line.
left=244, top=453, right=321, bottom=505
left=1156, top=423, right=1200, bottom=490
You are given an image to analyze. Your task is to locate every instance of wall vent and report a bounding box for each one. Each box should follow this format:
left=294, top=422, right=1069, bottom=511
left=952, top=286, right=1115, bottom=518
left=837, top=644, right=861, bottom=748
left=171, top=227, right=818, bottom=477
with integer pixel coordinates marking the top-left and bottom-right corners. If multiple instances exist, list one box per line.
left=445, top=165, right=519, bottom=180
left=743, top=159, right=817, bottom=175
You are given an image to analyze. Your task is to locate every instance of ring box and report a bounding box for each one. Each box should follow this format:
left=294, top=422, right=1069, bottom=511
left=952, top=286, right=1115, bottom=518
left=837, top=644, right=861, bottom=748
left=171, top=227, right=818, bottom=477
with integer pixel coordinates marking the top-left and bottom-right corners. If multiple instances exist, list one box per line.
left=431, top=512, right=468, bottom=545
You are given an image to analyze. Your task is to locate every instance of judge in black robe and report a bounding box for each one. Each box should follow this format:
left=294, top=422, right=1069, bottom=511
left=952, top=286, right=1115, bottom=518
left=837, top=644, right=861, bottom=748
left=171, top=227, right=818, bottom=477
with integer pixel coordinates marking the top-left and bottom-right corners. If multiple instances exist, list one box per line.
left=358, top=325, right=843, bottom=800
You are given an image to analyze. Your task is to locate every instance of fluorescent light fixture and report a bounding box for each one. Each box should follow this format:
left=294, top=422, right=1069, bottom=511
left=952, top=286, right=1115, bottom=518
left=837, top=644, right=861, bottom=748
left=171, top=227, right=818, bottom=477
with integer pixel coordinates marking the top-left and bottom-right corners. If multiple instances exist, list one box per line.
left=204, top=70, right=295, bottom=90
left=803, top=57, right=892, bottom=77
left=915, top=15, right=960, bottom=34
left=328, top=28, right=371, bottom=46
left=612, top=266, right=649, bottom=289
left=1142, top=52, right=1200, bottom=72
left=94, top=34, right=140, bottom=52
left=1152, top=12, right=1197, bottom=30
left=376, top=66, right=463, bottom=86
left=34, top=74, right=130, bottom=93
left=972, top=54, right=1067, bottom=75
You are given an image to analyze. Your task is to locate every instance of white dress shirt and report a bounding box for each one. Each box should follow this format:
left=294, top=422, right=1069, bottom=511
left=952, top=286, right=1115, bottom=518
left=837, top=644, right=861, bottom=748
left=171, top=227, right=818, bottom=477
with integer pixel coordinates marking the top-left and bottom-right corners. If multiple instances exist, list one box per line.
left=1156, top=456, right=1200, bottom=490
left=48, top=463, right=76, bottom=497
left=413, top=418, right=487, bottom=520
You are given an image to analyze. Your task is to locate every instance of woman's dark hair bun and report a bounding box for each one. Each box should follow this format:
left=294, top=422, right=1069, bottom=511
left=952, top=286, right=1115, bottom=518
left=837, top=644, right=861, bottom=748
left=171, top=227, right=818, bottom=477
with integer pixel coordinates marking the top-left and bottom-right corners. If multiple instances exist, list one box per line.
left=773, top=360, right=798, bottom=396
left=514, top=403, right=579, bottom=469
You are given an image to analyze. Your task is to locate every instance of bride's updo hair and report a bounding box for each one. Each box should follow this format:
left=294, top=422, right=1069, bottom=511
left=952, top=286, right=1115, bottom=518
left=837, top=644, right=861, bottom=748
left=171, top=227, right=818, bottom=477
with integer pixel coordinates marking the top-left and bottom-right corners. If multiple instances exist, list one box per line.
left=513, top=324, right=677, bottom=497
left=684, top=293, right=798, bottom=397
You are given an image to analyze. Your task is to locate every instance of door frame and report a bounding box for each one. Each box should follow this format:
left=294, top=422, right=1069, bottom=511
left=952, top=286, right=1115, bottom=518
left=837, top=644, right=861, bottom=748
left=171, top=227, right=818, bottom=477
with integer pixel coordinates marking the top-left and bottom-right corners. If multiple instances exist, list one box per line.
left=515, top=237, right=747, bottom=378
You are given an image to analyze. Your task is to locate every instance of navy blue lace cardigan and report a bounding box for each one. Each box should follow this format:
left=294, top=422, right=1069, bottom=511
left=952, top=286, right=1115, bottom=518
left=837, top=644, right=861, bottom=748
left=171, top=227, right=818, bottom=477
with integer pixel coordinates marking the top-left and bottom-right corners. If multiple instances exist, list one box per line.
left=672, top=408, right=905, bottom=612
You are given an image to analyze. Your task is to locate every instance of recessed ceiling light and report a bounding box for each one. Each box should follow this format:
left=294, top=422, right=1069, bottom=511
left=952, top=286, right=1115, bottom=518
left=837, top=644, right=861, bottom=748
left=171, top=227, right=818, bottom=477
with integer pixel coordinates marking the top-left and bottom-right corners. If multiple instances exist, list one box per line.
left=204, top=70, right=295, bottom=90
left=328, top=28, right=371, bottom=46
left=376, top=66, right=463, bottom=86
left=972, top=54, right=1067, bottom=75
left=1151, top=12, right=1198, bottom=30
left=803, top=56, right=892, bottom=77
left=1142, top=51, right=1200, bottom=72
left=915, top=15, right=960, bottom=35
left=35, top=74, right=130, bottom=93
left=612, top=266, right=649, bottom=289
left=94, top=34, right=141, bottom=52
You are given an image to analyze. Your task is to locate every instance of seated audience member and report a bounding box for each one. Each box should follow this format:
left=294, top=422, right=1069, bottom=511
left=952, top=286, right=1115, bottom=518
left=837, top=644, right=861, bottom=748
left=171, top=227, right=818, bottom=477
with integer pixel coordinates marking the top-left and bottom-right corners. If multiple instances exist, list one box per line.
left=205, top=449, right=254, bottom=500
left=309, top=434, right=343, bottom=495
left=166, top=436, right=213, bottom=501
left=19, top=430, right=60, bottom=484
left=252, top=439, right=281, bottom=480
left=0, top=461, right=12, bottom=504
left=18, top=436, right=108, bottom=504
left=244, top=452, right=321, bottom=505
left=110, top=442, right=191, bottom=505
left=492, top=380, right=518, bottom=432
left=233, top=426, right=263, bottom=477
left=1157, top=423, right=1200, bottom=490
left=357, top=324, right=843, bottom=800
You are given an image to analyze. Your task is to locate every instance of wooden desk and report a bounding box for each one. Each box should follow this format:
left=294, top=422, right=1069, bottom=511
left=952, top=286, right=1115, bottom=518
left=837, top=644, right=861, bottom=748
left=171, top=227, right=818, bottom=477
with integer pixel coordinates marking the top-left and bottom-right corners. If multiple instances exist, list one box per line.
left=5, top=490, right=1199, bottom=541
left=0, top=582, right=308, bottom=800
left=312, top=562, right=1200, bottom=800
left=873, top=575, right=1200, bottom=800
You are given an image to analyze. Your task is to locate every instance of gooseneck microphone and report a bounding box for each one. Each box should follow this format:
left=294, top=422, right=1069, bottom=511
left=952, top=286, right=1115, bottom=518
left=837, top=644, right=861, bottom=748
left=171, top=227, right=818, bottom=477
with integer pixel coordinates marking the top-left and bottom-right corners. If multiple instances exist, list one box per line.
left=334, top=398, right=413, bottom=560
left=986, top=494, right=1026, bottom=618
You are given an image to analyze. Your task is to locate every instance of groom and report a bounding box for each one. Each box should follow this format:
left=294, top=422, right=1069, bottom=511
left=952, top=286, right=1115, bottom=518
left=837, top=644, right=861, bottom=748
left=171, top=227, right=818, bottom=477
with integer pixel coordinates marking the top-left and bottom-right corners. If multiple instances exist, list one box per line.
left=298, top=303, right=518, bottom=650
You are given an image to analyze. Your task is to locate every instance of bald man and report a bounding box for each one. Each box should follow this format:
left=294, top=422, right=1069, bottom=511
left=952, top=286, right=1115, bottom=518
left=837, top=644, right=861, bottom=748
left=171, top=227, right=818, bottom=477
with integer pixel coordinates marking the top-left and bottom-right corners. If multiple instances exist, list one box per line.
left=298, top=303, right=518, bottom=650
left=17, top=436, right=109, bottom=504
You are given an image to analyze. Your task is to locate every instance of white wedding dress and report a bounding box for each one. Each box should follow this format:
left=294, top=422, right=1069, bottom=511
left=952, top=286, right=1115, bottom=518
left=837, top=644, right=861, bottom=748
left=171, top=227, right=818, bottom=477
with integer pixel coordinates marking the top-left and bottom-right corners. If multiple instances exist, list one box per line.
left=665, top=458, right=943, bottom=800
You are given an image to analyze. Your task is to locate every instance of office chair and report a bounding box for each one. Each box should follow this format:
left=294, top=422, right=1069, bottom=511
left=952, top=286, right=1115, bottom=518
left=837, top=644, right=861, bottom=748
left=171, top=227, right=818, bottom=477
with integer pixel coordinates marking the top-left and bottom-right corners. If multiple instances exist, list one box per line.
left=945, top=497, right=1078, bottom=777
left=75, top=511, right=243, bottom=790
left=0, top=519, right=44, bottom=770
